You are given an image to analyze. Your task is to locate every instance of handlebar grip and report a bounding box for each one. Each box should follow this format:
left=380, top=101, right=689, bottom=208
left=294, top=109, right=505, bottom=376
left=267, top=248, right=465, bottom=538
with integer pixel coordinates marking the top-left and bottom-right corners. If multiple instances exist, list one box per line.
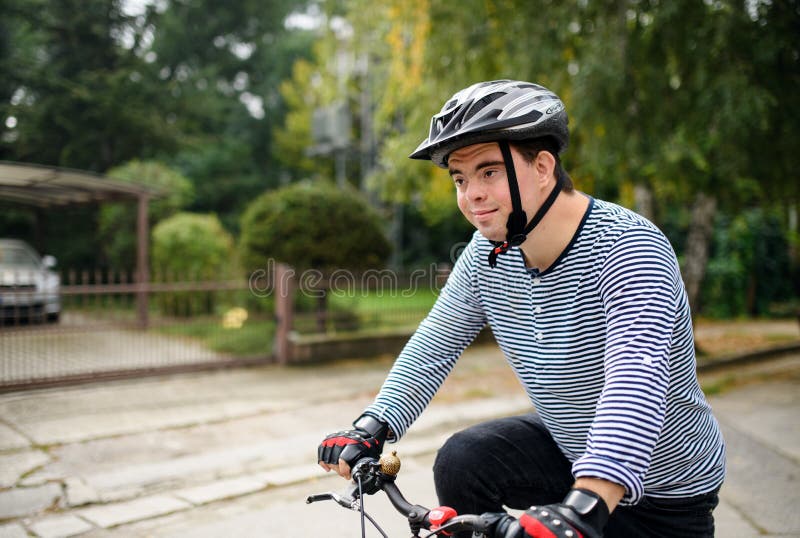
left=306, top=493, right=329, bottom=504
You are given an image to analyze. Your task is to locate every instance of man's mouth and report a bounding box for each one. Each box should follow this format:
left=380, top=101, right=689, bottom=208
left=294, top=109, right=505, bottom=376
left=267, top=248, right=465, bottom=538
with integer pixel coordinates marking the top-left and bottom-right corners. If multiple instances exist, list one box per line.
left=472, top=209, right=498, bottom=219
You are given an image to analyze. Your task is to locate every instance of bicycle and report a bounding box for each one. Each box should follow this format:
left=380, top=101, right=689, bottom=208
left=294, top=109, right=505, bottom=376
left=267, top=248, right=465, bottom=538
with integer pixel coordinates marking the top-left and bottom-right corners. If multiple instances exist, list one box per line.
left=307, top=451, right=521, bottom=538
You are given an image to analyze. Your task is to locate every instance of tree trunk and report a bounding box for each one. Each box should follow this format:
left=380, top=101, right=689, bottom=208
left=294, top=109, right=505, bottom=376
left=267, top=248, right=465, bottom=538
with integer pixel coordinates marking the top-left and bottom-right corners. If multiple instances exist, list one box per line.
left=633, top=183, right=655, bottom=222
left=682, top=192, right=717, bottom=316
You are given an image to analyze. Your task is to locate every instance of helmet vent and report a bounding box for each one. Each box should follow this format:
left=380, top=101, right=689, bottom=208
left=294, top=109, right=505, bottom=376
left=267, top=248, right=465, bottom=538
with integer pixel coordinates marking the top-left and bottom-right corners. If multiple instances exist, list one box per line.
left=462, top=92, right=505, bottom=124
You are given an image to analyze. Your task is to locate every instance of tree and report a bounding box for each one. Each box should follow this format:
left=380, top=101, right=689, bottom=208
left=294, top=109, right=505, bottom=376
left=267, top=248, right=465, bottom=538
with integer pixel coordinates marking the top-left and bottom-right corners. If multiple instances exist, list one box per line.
left=240, top=179, right=392, bottom=330
left=569, top=0, right=797, bottom=314
left=0, top=0, right=316, bottom=268
left=1, top=0, right=178, bottom=171
left=273, top=0, right=581, bottom=266
left=148, top=0, right=317, bottom=228
left=0, top=0, right=185, bottom=269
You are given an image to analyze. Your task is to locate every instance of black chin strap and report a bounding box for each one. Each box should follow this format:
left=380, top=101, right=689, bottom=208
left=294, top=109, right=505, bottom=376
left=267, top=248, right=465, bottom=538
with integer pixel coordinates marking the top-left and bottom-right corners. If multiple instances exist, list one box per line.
left=488, top=140, right=564, bottom=268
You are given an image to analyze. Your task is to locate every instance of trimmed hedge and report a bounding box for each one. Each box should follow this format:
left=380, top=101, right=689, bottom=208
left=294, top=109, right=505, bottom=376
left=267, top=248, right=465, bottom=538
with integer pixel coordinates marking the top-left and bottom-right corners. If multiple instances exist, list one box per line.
left=239, top=181, right=392, bottom=272
left=152, top=212, right=235, bottom=316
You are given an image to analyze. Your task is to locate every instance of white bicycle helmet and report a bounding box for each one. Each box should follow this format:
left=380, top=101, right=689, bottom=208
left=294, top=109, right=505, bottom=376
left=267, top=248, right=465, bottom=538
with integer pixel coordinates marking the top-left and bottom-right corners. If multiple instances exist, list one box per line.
left=410, top=80, right=570, bottom=268
left=409, top=80, right=568, bottom=168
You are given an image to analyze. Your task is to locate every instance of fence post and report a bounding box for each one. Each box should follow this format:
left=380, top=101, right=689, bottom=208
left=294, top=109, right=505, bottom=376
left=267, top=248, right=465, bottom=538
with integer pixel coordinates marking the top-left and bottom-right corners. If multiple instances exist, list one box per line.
left=136, top=193, right=150, bottom=329
left=274, top=263, right=295, bottom=365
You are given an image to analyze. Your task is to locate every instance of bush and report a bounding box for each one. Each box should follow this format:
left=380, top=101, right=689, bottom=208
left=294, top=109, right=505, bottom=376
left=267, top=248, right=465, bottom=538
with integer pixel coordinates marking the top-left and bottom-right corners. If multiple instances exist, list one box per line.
left=239, top=181, right=392, bottom=272
left=101, top=160, right=194, bottom=268
left=152, top=212, right=235, bottom=316
left=700, top=208, right=794, bottom=318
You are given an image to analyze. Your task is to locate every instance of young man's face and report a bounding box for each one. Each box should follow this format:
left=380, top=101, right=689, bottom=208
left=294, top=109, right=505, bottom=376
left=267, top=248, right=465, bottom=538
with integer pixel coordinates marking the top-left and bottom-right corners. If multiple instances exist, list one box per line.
left=448, top=142, right=536, bottom=242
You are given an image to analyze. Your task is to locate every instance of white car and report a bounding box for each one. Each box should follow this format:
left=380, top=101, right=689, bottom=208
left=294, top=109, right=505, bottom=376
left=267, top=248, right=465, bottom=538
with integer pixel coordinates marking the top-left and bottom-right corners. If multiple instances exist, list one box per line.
left=0, top=239, right=61, bottom=323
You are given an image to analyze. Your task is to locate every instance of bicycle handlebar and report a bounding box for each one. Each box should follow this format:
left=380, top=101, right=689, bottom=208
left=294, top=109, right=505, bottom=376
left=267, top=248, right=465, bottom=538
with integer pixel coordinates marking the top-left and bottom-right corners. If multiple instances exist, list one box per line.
left=306, top=452, right=520, bottom=537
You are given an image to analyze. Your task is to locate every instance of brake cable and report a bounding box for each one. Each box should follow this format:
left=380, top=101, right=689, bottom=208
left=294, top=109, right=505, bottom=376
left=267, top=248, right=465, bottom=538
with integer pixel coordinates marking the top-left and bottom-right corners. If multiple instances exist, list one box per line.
left=357, top=474, right=366, bottom=538
left=356, top=473, right=388, bottom=538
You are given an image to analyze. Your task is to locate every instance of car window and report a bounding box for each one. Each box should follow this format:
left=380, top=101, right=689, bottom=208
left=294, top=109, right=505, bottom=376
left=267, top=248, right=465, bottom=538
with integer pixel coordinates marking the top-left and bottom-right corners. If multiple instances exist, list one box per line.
left=0, top=246, right=40, bottom=266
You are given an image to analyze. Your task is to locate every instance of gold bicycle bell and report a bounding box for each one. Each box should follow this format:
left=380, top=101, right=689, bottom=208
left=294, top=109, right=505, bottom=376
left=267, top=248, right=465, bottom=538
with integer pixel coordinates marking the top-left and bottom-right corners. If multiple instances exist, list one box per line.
left=379, top=451, right=401, bottom=477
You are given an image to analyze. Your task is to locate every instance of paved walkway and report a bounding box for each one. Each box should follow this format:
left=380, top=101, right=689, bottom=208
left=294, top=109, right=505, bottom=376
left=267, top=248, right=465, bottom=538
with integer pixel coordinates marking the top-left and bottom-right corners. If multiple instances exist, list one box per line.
left=0, top=344, right=798, bottom=537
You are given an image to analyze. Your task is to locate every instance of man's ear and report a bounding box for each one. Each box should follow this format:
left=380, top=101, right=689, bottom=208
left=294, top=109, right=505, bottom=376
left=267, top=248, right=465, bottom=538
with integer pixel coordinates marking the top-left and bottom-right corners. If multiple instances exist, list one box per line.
left=534, top=151, right=557, bottom=190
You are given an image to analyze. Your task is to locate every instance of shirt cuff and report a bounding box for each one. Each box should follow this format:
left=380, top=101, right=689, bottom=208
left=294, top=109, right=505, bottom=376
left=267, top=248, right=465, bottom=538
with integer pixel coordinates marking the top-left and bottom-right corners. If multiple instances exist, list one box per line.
left=362, top=406, right=403, bottom=442
left=572, top=454, right=645, bottom=505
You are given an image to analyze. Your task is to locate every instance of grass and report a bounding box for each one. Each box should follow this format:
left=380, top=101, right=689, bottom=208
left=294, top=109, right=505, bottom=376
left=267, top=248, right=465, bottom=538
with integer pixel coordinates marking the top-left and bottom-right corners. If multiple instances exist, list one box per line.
left=149, top=288, right=440, bottom=355
left=156, top=317, right=275, bottom=357
left=699, top=375, right=738, bottom=396
left=327, top=288, right=438, bottom=330
left=61, top=287, right=439, bottom=356
left=327, top=288, right=440, bottom=312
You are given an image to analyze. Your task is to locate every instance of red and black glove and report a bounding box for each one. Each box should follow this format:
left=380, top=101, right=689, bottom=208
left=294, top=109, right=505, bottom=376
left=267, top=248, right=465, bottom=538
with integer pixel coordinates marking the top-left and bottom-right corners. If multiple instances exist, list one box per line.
left=318, top=415, right=390, bottom=468
left=517, top=489, right=609, bottom=538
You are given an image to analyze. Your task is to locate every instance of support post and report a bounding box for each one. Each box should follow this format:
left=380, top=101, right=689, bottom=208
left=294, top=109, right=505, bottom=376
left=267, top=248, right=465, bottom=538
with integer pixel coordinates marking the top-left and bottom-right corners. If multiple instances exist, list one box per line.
left=274, top=263, right=295, bottom=365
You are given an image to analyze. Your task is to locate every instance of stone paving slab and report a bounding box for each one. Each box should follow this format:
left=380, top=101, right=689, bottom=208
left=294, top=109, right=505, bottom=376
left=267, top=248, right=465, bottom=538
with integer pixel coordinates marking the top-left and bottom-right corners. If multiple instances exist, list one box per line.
left=27, top=515, right=94, bottom=538
left=63, top=478, right=99, bottom=508
left=76, top=453, right=441, bottom=538
left=0, top=423, right=30, bottom=451
left=76, top=495, right=191, bottom=528
left=0, top=449, right=50, bottom=488
left=0, top=483, right=62, bottom=520
left=14, top=393, right=529, bottom=514
left=0, top=363, right=389, bottom=447
left=5, top=400, right=285, bottom=447
left=174, top=476, right=266, bottom=506
left=0, top=523, right=28, bottom=538
left=255, top=463, right=328, bottom=488
left=718, top=421, right=800, bottom=536
left=711, top=379, right=800, bottom=463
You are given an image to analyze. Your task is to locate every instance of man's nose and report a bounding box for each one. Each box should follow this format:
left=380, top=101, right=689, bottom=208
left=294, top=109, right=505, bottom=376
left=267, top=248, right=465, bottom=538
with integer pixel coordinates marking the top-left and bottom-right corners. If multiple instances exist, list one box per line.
left=466, top=180, right=487, bottom=201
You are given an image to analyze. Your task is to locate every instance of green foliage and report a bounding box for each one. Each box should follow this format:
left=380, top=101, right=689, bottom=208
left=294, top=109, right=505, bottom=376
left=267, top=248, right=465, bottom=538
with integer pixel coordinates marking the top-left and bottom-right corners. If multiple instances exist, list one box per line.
left=0, top=0, right=315, bottom=269
left=273, top=54, right=337, bottom=180
left=276, top=0, right=579, bottom=209
left=1, top=0, right=178, bottom=170
left=100, top=160, right=194, bottom=268
left=150, top=0, right=317, bottom=214
left=3, top=0, right=797, bottom=311
left=701, top=208, right=794, bottom=318
left=274, top=0, right=799, bottom=315
left=239, top=181, right=392, bottom=271
left=152, top=212, right=236, bottom=316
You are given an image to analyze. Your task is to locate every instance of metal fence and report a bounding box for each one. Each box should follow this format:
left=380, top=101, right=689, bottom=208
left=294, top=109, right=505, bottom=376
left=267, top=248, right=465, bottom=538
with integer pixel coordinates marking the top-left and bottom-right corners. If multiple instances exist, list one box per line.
left=0, top=264, right=449, bottom=390
left=0, top=269, right=273, bottom=391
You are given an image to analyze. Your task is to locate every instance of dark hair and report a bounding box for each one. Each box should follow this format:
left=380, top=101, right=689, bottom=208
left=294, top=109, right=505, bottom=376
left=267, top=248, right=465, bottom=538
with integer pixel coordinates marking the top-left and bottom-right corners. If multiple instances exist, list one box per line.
left=510, top=137, right=574, bottom=192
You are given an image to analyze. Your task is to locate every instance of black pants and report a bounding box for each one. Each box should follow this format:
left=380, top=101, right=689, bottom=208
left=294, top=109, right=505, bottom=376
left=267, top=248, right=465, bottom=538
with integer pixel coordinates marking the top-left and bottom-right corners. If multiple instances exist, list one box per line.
left=432, top=415, right=719, bottom=538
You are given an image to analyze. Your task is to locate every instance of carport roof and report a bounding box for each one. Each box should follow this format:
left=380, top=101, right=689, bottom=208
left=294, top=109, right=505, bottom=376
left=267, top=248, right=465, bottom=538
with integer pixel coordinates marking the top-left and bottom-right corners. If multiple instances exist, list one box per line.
left=0, top=161, right=161, bottom=207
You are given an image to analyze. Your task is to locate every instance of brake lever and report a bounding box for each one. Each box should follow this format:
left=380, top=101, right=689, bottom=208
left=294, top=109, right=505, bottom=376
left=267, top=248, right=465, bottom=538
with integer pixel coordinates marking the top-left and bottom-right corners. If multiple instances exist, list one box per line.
left=306, top=483, right=359, bottom=510
left=307, top=479, right=389, bottom=538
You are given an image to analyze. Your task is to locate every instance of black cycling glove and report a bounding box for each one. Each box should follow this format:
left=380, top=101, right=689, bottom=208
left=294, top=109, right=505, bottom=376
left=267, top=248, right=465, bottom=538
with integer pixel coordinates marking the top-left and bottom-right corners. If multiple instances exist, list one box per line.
left=517, top=488, right=609, bottom=538
left=317, top=415, right=390, bottom=468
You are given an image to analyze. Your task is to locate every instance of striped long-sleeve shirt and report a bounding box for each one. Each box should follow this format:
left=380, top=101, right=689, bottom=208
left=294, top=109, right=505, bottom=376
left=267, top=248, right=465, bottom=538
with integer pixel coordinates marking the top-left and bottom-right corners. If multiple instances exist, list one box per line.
left=364, top=197, right=725, bottom=505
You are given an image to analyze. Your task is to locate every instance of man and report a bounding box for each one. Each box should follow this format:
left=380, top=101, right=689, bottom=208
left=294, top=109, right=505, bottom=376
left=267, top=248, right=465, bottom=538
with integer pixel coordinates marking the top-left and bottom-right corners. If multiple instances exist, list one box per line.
left=318, top=80, right=725, bottom=538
